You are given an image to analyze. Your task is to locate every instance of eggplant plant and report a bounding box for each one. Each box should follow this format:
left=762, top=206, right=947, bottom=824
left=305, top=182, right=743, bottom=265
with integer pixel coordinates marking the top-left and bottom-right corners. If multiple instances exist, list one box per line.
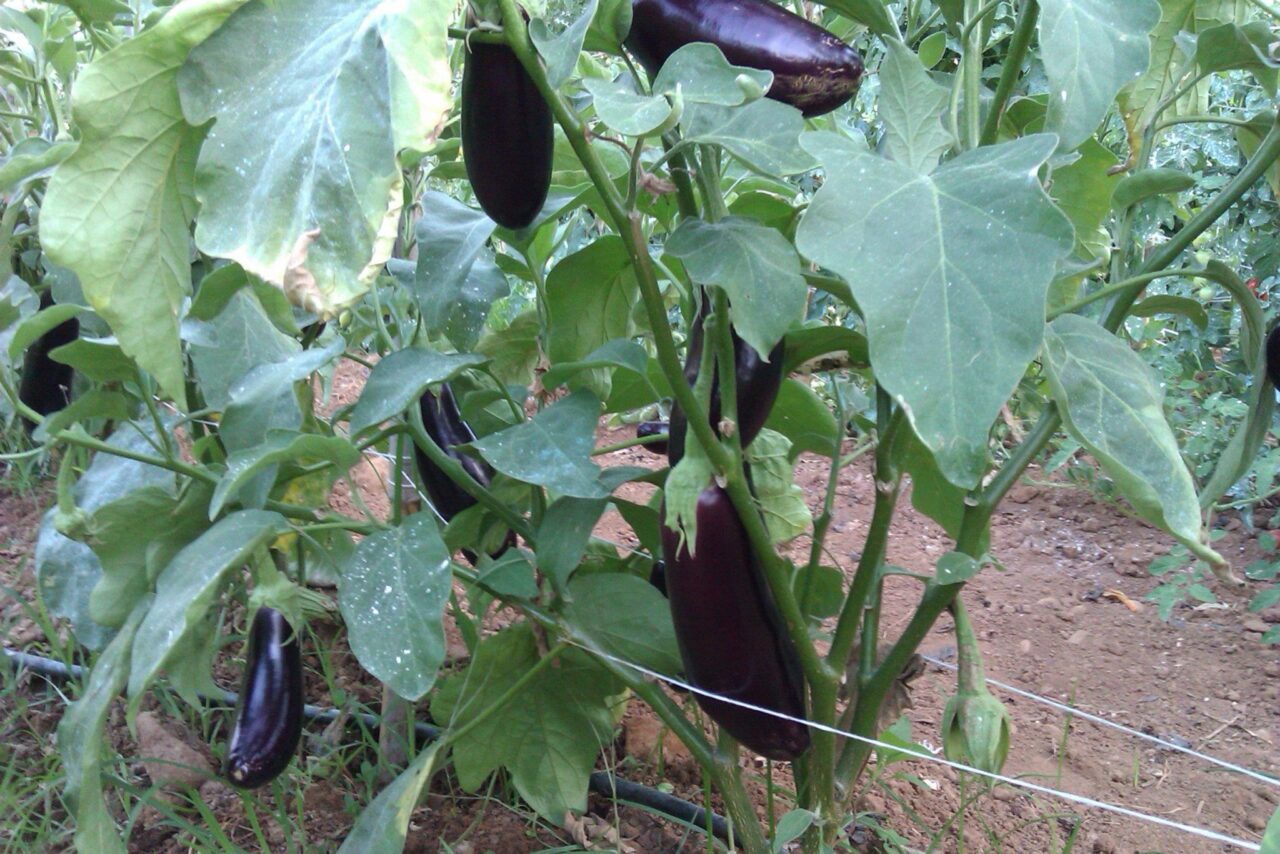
left=6, top=0, right=1280, bottom=852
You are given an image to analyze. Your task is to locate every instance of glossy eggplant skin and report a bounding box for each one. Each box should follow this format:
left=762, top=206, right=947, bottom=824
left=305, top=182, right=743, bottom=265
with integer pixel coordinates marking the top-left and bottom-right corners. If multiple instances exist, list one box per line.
left=1267, top=325, right=1280, bottom=388
left=648, top=558, right=667, bottom=597
left=18, top=289, right=78, bottom=432
left=224, top=607, right=304, bottom=789
left=626, top=0, right=864, bottom=117
left=660, top=486, right=810, bottom=759
left=636, top=420, right=670, bottom=455
left=413, top=383, right=494, bottom=522
left=460, top=37, right=554, bottom=229
left=668, top=302, right=785, bottom=466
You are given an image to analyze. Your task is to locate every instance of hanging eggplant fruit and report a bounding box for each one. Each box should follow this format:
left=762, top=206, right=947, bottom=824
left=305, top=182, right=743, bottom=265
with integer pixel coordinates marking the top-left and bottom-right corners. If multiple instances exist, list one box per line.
left=18, top=289, right=78, bottom=432
left=661, top=485, right=810, bottom=759
left=626, top=0, right=864, bottom=117
left=460, top=12, right=554, bottom=229
left=224, top=607, right=304, bottom=788
left=668, top=297, right=784, bottom=466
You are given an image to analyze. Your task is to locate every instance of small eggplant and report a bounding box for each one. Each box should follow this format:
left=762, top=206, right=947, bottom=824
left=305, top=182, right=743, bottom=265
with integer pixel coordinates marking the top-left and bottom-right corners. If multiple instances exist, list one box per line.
left=1266, top=325, right=1280, bottom=388
left=661, top=485, right=810, bottom=759
left=460, top=20, right=554, bottom=229
left=18, top=289, right=78, bottom=432
left=668, top=299, right=784, bottom=466
left=626, top=0, right=864, bottom=117
left=636, top=420, right=670, bottom=455
left=414, top=383, right=494, bottom=522
left=224, top=607, right=304, bottom=788
left=648, top=558, right=667, bottom=597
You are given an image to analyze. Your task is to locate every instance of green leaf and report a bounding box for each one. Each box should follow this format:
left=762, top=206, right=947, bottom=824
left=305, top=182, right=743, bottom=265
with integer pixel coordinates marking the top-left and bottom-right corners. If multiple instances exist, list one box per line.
left=412, top=192, right=508, bottom=351
left=583, top=75, right=679, bottom=137
left=338, top=741, right=447, bottom=854
left=565, top=573, right=682, bottom=674
left=651, top=43, right=774, bottom=106
left=339, top=512, right=452, bottom=701
left=47, top=339, right=135, bottom=384
left=41, top=0, right=246, bottom=408
left=190, top=288, right=301, bottom=410
left=794, top=564, right=844, bottom=620
left=1235, top=111, right=1280, bottom=198
left=349, top=347, right=488, bottom=437
left=179, top=0, right=451, bottom=316
left=541, top=339, right=652, bottom=391
left=473, top=390, right=644, bottom=499
left=57, top=599, right=148, bottom=854
left=1038, top=0, right=1161, bottom=151
left=812, top=0, right=899, bottom=37
left=583, top=0, right=631, bottom=55
left=918, top=31, right=947, bottom=69
left=782, top=325, right=869, bottom=373
left=1130, top=295, right=1208, bottom=329
left=797, top=135, right=1073, bottom=487
left=128, top=510, right=287, bottom=705
left=745, top=430, right=811, bottom=544
left=665, top=218, right=807, bottom=358
left=7, top=303, right=83, bottom=364
left=936, top=551, right=982, bottom=584
left=1043, top=315, right=1220, bottom=566
left=44, top=0, right=130, bottom=24
left=531, top=0, right=598, bottom=89
left=1050, top=137, right=1123, bottom=260
left=879, top=39, right=954, bottom=174
left=1195, top=22, right=1279, bottom=91
left=87, top=482, right=214, bottom=627
left=212, top=431, right=359, bottom=517
left=763, top=379, right=840, bottom=459
left=772, top=809, right=819, bottom=853
left=1112, top=167, right=1197, bottom=210
left=536, top=497, right=608, bottom=588
left=546, top=237, right=644, bottom=400
left=0, top=138, right=75, bottom=193
left=1261, top=805, right=1280, bottom=854
left=1117, top=0, right=1196, bottom=138
left=680, top=99, right=816, bottom=177
left=430, top=624, right=624, bottom=821
left=475, top=549, right=539, bottom=599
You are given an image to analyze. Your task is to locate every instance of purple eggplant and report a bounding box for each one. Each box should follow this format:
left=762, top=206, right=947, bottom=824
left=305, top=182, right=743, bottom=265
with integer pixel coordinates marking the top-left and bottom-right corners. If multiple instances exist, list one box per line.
left=661, top=485, right=810, bottom=759
left=668, top=299, right=785, bottom=466
left=626, top=0, right=864, bottom=117
left=648, top=558, right=667, bottom=597
left=18, top=289, right=78, bottom=432
left=1266, top=325, right=1280, bottom=388
left=224, top=607, right=304, bottom=788
left=414, top=383, right=494, bottom=522
left=460, top=23, right=553, bottom=229
left=636, top=420, right=670, bottom=455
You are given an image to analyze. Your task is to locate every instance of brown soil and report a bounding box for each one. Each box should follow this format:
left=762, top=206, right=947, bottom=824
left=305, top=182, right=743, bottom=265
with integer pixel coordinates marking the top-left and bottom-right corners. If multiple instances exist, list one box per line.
left=3, top=404, right=1278, bottom=852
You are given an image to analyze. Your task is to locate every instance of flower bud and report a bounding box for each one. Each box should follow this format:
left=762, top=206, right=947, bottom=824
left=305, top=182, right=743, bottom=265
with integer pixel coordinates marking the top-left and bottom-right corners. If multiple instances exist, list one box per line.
left=941, top=689, right=1011, bottom=775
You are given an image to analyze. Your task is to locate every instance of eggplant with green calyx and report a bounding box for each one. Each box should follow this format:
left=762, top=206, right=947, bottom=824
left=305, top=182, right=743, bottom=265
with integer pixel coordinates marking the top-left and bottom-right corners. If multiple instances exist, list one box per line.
left=636, top=420, right=670, bottom=455
left=660, top=485, right=809, bottom=759
left=1266, top=325, right=1280, bottom=388
left=224, top=607, right=304, bottom=788
left=460, top=13, right=554, bottom=229
left=626, top=0, right=864, bottom=117
left=668, top=297, right=785, bottom=466
left=18, top=289, right=78, bottom=432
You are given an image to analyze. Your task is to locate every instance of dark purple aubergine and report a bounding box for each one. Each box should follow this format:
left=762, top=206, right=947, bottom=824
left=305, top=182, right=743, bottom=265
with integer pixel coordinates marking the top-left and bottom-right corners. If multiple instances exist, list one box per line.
left=668, top=301, right=785, bottom=466
left=660, top=486, right=810, bottom=759
left=460, top=33, right=553, bottom=229
left=224, top=607, right=304, bottom=789
left=18, top=289, right=78, bottom=432
left=648, top=558, right=667, bottom=596
left=1266, top=325, right=1280, bottom=388
left=626, top=0, right=864, bottom=117
left=414, top=383, right=495, bottom=521
left=637, top=420, right=670, bottom=455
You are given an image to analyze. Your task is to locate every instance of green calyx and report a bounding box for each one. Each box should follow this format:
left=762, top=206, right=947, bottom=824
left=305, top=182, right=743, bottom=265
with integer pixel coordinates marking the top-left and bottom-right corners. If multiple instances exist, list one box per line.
left=941, top=688, right=1011, bottom=775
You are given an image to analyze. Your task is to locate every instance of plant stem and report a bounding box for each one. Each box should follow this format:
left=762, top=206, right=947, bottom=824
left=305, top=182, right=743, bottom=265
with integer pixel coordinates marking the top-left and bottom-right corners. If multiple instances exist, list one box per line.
left=960, top=0, right=986, bottom=149
left=978, top=0, right=1038, bottom=146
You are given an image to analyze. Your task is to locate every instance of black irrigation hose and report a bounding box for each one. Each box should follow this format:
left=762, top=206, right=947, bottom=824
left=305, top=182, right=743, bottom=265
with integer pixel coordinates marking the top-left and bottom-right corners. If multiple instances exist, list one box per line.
left=2, top=647, right=731, bottom=841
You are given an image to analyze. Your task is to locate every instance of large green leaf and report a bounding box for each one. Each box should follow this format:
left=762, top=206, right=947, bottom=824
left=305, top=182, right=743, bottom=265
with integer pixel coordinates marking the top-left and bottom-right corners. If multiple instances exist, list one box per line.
left=1043, top=315, right=1221, bottom=567
left=665, top=217, right=807, bottom=357
left=762, top=379, right=840, bottom=459
left=190, top=287, right=300, bottom=410
left=1117, top=0, right=1195, bottom=139
left=178, top=0, right=451, bottom=316
left=473, top=390, right=646, bottom=498
left=40, top=0, right=247, bottom=407
left=879, top=39, right=954, bottom=173
left=680, top=99, right=816, bottom=177
left=744, top=429, right=811, bottom=543
left=0, top=138, right=75, bottom=193
left=127, top=510, right=287, bottom=705
left=56, top=599, right=148, bottom=854
left=412, top=192, right=507, bottom=352
left=564, top=573, right=681, bottom=674
left=338, top=741, right=446, bottom=854
left=812, top=0, right=899, bottom=37
left=1195, top=22, right=1279, bottom=91
left=530, top=0, right=598, bottom=89
left=430, top=624, right=624, bottom=821
left=1038, top=0, right=1161, bottom=151
left=211, top=431, right=359, bottom=517
left=347, top=347, right=489, bottom=437
left=535, top=497, right=607, bottom=588
left=796, top=135, right=1073, bottom=487
left=339, top=513, right=453, bottom=701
